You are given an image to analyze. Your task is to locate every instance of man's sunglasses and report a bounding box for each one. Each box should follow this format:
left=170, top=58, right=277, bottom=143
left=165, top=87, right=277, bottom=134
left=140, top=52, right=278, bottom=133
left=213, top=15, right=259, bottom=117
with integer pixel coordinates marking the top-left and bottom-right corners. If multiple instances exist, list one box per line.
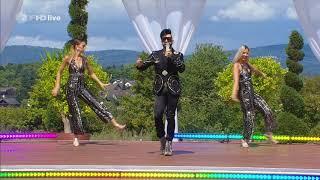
left=162, top=36, right=172, bottom=41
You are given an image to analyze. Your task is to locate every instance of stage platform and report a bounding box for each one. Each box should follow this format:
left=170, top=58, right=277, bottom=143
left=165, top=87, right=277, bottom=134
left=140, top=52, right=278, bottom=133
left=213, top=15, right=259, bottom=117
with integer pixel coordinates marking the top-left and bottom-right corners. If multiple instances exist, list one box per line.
left=1, top=140, right=320, bottom=179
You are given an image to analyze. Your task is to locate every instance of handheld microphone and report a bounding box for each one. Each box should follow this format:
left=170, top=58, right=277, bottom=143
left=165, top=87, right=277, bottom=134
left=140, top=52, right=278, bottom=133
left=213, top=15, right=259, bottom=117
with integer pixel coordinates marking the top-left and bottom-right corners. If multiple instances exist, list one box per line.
left=165, top=43, right=172, bottom=57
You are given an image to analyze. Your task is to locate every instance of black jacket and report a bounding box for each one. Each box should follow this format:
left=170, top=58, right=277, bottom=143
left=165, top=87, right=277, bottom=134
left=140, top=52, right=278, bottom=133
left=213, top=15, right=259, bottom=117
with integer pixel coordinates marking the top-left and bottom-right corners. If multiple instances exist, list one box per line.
left=136, top=49, right=185, bottom=96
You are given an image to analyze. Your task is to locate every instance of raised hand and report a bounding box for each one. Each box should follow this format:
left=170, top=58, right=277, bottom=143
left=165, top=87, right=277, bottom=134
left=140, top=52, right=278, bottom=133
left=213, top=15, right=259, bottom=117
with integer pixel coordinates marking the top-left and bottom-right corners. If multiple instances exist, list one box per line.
left=136, top=57, right=143, bottom=67
left=231, top=93, right=240, bottom=102
left=101, top=83, right=111, bottom=90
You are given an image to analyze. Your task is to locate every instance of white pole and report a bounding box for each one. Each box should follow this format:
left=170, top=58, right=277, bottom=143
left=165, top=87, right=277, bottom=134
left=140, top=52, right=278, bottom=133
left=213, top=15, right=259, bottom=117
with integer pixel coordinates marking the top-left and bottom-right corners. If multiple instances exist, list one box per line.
left=173, top=108, right=178, bottom=142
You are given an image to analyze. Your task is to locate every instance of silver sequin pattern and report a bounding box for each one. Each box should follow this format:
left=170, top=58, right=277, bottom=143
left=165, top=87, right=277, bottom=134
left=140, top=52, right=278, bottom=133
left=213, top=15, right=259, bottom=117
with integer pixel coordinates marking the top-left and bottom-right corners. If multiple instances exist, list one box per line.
left=238, top=63, right=276, bottom=141
left=66, top=58, right=113, bottom=135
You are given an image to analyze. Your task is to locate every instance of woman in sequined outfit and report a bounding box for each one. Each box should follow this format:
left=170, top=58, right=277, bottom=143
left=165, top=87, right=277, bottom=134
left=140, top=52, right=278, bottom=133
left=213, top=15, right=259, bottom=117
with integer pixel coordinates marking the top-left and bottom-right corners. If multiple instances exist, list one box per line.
left=52, top=39, right=125, bottom=146
left=231, top=45, right=278, bottom=148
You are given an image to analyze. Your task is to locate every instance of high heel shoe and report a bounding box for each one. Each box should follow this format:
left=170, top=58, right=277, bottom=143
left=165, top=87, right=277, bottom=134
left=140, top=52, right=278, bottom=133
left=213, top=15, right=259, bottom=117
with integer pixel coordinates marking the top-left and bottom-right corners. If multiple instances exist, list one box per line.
left=241, top=139, right=249, bottom=148
left=115, top=124, right=126, bottom=130
left=164, top=140, right=173, bottom=156
left=264, top=133, right=278, bottom=144
left=159, top=137, right=166, bottom=155
left=111, top=119, right=126, bottom=130
left=73, top=138, right=79, bottom=147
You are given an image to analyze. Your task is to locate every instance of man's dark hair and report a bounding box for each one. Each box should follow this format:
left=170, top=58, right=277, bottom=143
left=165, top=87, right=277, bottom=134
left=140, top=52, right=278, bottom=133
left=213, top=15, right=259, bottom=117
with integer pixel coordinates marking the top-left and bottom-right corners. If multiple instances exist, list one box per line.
left=243, top=44, right=250, bottom=51
left=160, top=29, right=172, bottom=39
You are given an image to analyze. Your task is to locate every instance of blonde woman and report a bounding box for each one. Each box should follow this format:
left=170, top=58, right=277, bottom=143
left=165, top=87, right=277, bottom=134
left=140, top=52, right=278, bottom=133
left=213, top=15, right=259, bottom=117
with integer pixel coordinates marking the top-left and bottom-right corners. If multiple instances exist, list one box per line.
left=52, top=39, right=125, bottom=147
left=231, top=45, right=278, bottom=148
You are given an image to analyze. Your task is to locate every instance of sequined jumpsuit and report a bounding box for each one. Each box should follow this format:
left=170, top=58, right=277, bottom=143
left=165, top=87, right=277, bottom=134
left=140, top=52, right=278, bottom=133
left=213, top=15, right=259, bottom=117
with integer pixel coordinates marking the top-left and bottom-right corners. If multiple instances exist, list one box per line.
left=66, top=57, right=113, bottom=135
left=238, top=63, right=276, bottom=142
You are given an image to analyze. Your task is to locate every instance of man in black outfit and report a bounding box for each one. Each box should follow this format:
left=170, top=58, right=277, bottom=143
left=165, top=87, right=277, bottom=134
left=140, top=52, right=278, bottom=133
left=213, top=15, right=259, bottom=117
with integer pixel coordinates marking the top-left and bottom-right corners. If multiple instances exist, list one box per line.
left=136, top=29, right=185, bottom=156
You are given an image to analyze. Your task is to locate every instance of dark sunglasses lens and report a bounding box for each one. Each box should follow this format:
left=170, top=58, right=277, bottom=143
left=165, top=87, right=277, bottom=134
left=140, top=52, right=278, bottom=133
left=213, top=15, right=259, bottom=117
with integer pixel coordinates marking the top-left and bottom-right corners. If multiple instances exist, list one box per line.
left=162, top=37, right=172, bottom=41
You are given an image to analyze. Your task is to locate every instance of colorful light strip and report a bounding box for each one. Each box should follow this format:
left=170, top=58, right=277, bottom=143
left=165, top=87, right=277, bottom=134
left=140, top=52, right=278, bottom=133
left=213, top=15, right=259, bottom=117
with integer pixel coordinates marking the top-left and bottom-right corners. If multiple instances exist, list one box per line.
left=0, top=149, right=15, bottom=153
left=0, top=171, right=319, bottom=179
left=174, top=133, right=320, bottom=142
left=0, top=133, right=57, bottom=140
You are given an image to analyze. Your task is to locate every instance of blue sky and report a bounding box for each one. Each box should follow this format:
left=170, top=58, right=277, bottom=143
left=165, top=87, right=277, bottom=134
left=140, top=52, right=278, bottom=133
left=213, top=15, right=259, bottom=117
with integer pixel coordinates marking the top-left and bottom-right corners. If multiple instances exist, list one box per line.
left=7, top=0, right=303, bottom=54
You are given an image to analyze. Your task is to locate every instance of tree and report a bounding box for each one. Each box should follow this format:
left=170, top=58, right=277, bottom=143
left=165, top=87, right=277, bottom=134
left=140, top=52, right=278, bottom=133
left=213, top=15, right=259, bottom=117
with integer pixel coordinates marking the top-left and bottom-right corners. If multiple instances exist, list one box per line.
left=301, top=76, right=320, bottom=127
left=276, top=112, right=309, bottom=136
left=0, top=63, right=40, bottom=101
left=181, top=44, right=229, bottom=101
left=178, top=44, right=234, bottom=133
left=17, top=63, right=40, bottom=101
left=28, top=51, right=110, bottom=133
left=104, top=64, right=134, bottom=81
left=280, top=30, right=305, bottom=118
left=0, top=107, right=29, bottom=132
left=117, top=52, right=156, bottom=137
left=65, top=0, right=88, bottom=48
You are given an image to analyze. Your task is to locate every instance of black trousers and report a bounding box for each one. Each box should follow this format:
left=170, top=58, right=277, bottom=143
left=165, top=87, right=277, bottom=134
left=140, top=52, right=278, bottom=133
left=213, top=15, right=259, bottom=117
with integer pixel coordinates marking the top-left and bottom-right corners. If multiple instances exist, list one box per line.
left=154, top=93, right=179, bottom=141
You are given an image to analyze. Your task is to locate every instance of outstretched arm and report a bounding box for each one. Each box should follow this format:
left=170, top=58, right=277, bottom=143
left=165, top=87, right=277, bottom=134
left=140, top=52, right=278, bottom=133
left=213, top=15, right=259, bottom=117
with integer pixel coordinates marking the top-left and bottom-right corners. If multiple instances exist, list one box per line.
left=248, top=63, right=266, bottom=77
left=52, top=56, right=69, bottom=96
left=136, top=53, right=155, bottom=71
left=86, top=58, right=109, bottom=89
left=231, top=63, right=240, bottom=102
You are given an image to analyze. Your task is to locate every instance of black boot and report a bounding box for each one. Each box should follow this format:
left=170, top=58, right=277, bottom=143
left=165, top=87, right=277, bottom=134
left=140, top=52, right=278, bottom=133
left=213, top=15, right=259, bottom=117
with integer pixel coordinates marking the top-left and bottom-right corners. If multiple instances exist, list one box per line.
left=159, top=137, right=166, bottom=155
left=164, top=140, right=173, bottom=156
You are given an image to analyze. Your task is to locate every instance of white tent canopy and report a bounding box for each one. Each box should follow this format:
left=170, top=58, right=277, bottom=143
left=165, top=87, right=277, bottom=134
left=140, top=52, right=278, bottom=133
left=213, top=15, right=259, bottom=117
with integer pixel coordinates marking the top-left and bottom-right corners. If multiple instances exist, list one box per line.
left=0, top=0, right=23, bottom=52
left=122, top=0, right=206, bottom=54
left=293, top=0, right=320, bottom=62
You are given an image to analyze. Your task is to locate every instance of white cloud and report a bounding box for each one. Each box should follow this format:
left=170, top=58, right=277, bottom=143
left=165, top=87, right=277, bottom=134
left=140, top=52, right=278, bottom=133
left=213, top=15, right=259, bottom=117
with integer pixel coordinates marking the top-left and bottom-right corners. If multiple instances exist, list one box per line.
left=188, top=35, right=239, bottom=52
left=286, top=7, right=298, bottom=20
left=21, top=0, right=67, bottom=14
left=209, top=0, right=297, bottom=22
left=88, top=0, right=124, bottom=12
left=86, top=36, right=142, bottom=51
left=87, top=0, right=127, bottom=22
left=7, top=36, right=65, bottom=48
left=18, top=0, right=127, bottom=23
left=212, top=0, right=275, bottom=22
left=17, top=0, right=68, bottom=24
left=6, top=35, right=143, bottom=51
left=210, top=16, right=220, bottom=22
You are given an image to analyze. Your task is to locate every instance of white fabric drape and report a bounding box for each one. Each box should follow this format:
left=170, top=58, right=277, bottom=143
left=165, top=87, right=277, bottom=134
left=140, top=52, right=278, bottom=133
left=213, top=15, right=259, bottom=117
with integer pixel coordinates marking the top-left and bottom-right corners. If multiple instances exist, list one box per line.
left=122, top=0, right=206, bottom=54
left=0, top=0, right=23, bottom=52
left=293, top=0, right=320, bottom=62
left=122, top=0, right=206, bottom=136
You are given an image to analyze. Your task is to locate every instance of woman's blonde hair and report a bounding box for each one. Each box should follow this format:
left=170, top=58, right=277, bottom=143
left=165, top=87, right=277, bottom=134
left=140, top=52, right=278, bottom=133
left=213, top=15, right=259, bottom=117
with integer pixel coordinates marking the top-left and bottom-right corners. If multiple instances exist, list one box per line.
left=233, top=45, right=249, bottom=63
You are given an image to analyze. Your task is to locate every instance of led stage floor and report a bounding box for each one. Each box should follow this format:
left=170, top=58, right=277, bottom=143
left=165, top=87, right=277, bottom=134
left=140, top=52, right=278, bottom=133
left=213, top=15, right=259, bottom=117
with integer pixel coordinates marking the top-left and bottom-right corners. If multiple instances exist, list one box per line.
left=1, top=140, right=320, bottom=178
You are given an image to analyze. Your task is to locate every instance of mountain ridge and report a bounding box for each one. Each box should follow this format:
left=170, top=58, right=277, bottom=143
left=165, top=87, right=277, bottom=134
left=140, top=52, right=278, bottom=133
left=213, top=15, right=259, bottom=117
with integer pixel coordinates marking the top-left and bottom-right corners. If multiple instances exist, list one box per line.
left=1, top=44, right=319, bottom=75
